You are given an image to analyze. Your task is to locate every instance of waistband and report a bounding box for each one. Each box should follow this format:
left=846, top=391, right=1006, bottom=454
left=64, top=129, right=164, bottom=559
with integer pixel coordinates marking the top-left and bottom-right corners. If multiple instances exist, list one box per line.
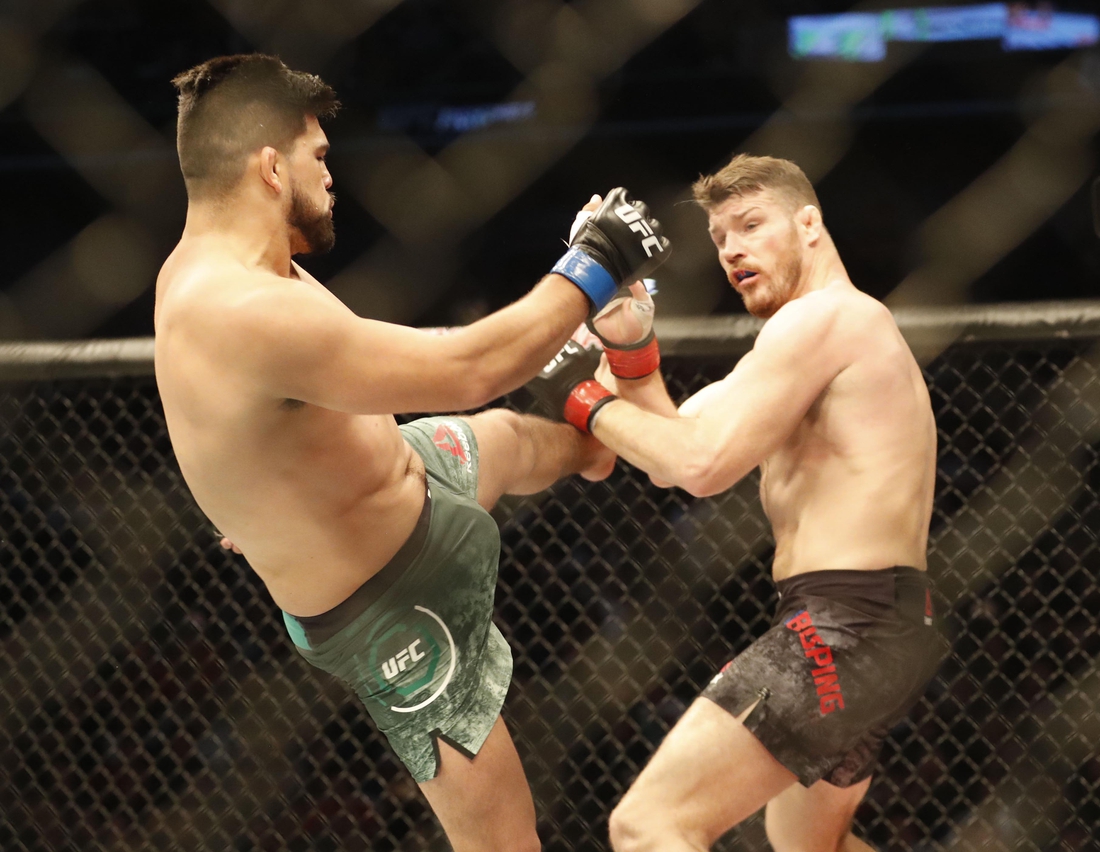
left=285, top=486, right=432, bottom=648
left=777, top=566, right=928, bottom=609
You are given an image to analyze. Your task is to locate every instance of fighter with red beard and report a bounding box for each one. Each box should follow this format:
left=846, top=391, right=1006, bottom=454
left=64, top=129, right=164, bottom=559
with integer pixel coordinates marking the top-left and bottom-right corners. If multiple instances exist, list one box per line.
left=528, top=154, right=948, bottom=852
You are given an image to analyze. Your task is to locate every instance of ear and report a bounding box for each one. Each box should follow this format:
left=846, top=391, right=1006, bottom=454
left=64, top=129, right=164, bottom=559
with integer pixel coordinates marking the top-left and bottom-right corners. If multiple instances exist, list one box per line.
left=259, top=146, right=282, bottom=194
left=799, top=205, right=824, bottom=246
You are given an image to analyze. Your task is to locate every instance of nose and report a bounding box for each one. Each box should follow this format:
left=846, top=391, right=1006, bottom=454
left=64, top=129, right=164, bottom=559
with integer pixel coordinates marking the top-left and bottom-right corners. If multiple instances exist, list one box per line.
left=323, top=166, right=333, bottom=190
left=717, top=233, right=744, bottom=268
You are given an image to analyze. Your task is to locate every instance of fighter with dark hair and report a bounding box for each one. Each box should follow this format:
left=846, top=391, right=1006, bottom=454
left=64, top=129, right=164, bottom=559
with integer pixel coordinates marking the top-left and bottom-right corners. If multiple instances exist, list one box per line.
left=529, top=153, right=948, bottom=852
left=155, top=54, right=669, bottom=852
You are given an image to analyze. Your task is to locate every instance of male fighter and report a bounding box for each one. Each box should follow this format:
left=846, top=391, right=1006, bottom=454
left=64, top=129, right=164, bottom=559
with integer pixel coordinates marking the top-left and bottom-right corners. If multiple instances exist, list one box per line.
left=530, top=154, right=947, bottom=852
left=154, top=54, right=668, bottom=852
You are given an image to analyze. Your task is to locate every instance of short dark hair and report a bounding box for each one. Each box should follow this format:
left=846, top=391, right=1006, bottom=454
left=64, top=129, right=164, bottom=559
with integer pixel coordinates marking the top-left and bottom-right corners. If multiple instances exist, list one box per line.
left=692, top=153, right=821, bottom=216
left=171, top=54, right=340, bottom=200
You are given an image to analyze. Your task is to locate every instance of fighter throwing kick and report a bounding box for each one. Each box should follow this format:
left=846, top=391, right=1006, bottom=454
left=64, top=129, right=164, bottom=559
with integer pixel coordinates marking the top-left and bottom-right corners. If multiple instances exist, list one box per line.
left=154, top=54, right=668, bottom=852
left=530, top=154, right=948, bottom=852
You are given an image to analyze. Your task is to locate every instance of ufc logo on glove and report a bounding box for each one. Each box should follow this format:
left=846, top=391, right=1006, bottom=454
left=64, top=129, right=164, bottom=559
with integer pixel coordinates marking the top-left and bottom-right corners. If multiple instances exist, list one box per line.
left=615, top=203, right=664, bottom=258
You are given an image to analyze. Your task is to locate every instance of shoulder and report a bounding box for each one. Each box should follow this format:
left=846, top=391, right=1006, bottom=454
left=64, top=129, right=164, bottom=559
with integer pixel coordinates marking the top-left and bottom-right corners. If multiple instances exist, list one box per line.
left=161, top=252, right=264, bottom=311
left=761, top=285, right=891, bottom=346
left=754, top=287, right=841, bottom=352
left=753, top=285, right=893, bottom=381
left=163, top=259, right=329, bottom=354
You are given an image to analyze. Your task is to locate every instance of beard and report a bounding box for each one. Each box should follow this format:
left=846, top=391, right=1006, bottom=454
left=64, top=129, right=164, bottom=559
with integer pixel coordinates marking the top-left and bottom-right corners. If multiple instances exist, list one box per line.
left=740, top=226, right=803, bottom=318
left=288, top=186, right=336, bottom=256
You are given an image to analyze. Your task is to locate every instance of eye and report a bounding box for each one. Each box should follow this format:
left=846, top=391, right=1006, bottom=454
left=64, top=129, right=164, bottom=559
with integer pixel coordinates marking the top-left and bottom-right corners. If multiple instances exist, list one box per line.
left=745, top=221, right=759, bottom=231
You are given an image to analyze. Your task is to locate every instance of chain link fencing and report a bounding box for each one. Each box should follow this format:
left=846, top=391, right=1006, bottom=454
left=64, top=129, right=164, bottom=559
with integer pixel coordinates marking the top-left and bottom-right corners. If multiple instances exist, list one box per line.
left=2, top=303, right=1099, bottom=852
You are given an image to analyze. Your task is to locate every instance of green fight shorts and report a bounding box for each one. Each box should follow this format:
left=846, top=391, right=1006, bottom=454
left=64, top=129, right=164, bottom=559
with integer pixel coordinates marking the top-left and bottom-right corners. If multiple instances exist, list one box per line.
left=282, top=416, right=512, bottom=783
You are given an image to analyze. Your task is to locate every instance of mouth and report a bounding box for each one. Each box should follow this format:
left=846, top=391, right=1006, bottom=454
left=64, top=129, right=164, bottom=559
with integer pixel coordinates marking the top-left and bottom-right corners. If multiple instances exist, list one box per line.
left=732, top=269, right=758, bottom=287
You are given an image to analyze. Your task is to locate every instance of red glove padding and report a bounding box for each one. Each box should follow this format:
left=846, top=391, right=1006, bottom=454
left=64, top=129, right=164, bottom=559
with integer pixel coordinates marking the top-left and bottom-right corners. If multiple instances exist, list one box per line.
left=526, top=340, right=618, bottom=433
left=563, top=379, right=617, bottom=432
left=586, top=282, right=660, bottom=379
left=601, top=335, right=660, bottom=379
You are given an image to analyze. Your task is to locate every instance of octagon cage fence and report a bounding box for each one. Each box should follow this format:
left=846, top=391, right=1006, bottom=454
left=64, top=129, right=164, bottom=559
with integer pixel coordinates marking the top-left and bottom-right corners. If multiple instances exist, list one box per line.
left=2, top=301, right=1099, bottom=852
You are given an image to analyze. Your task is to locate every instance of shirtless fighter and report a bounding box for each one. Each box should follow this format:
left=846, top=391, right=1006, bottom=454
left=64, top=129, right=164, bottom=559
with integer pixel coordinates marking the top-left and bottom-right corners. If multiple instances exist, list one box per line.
left=529, top=154, right=948, bottom=852
left=153, top=54, right=668, bottom=852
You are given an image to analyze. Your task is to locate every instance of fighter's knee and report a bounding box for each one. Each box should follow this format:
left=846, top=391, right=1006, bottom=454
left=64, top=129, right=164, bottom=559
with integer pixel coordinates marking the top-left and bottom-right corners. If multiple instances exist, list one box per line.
left=472, top=813, right=540, bottom=852
left=608, top=794, right=673, bottom=852
left=765, top=823, right=851, bottom=852
left=474, top=408, right=528, bottom=449
left=468, top=406, right=522, bottom=434
left=503, top=828, right=541, bottom=852
left=608, top=800, right=644, bottom=852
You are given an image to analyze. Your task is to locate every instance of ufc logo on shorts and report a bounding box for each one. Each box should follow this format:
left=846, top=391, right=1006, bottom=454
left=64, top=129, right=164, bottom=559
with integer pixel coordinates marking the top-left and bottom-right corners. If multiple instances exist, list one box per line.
left=614, top=203, right=664, bottom=258
left=381, top=640, right=426, bottom=680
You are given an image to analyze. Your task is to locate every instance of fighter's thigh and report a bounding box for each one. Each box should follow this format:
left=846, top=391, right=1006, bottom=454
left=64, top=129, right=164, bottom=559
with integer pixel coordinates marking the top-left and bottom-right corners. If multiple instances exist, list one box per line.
left=418, top=715, right=539, bottom=852
left=764, top=775, right=872, bottom=852
left=610, top=697, right=798, bottom=849
left=458, top=409, right=529, bottom=510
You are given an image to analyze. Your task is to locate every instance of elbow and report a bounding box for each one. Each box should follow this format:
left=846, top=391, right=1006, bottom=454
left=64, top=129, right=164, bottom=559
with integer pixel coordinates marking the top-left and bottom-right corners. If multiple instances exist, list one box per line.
left=676, top=450, right=742, bottom=498
left=440, top=359, right=505, bottom=412
left=446, top=339, right=516, bottom=410
left=449, top=374, right=499, bottom=411
left=674, top=458, right=717, bottom=498
left=679, top=472, right=724, bottom=499
left=457, top=367, right=512, bottom=409
left=684, top=482, right=723, bottom=499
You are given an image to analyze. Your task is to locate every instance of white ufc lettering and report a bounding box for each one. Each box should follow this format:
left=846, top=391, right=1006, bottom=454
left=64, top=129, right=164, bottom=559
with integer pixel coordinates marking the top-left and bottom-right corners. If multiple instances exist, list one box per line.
left=615, top=203, right=664, bottom=257
left=381, top=639, right=426, bottom=680
left=544, top=341, right=580, bottom=373
left=614, top=203, right=641, bottom=224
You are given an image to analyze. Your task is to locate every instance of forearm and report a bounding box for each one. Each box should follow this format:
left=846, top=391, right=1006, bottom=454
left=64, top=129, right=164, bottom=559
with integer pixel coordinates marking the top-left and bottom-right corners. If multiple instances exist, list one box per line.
left=456, top=275, right=589, bottom=403
left=601, top=369, right=679, bottom=417
left=590, top=399, right=749, bottom=497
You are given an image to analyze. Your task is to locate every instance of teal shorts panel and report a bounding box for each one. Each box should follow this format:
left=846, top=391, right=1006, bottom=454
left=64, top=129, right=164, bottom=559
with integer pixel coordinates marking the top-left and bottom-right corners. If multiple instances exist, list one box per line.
left=287, top=416, right=510, bottom=783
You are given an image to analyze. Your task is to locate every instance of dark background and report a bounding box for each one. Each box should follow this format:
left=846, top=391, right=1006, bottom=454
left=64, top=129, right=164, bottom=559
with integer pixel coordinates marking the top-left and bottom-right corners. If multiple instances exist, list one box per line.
left=1, top=0, right=1098, bottom=344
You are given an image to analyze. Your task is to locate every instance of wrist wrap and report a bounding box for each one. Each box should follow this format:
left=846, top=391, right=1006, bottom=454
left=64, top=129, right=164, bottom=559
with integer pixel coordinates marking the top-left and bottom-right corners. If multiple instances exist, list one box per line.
left=606, top=337, right=660, bottom=379
left=564, top=380, right=617, bottom=432
left=551, top=248, right=619, bottom=310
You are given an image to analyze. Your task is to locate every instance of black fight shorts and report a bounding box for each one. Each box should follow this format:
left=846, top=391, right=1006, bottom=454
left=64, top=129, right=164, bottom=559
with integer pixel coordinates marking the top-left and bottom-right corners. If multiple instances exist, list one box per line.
left=701, top=566, right=948, bottom=788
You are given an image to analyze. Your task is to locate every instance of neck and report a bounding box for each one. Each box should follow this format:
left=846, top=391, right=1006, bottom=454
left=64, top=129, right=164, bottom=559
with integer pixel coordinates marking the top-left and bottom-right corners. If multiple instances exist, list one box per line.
left=182, top=193, right=294, bottom=277
left=793, top=234, right=851, bottom=299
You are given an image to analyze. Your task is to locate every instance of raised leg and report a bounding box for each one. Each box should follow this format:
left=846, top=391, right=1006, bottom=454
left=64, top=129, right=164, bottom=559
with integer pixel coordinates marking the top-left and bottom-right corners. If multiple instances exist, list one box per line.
left=460, top=409, right=615, bottom=510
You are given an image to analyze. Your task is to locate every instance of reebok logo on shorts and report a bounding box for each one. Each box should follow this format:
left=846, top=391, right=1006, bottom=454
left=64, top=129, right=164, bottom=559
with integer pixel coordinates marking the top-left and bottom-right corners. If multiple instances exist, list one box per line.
left=433, top=422, right=472, bottom=473
left=708, top=658, right=735, bottom=686
left=785, top=610, right=846, bottom=715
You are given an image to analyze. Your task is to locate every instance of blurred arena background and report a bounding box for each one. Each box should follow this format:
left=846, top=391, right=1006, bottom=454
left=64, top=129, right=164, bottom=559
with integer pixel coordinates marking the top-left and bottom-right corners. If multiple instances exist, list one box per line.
left=1, top=1, right=1099, bottom=850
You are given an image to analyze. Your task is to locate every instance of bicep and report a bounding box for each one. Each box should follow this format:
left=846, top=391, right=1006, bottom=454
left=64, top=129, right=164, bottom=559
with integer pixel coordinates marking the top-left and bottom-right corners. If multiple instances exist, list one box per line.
left=709, top=351, right=821, bottom=448
left=691, top=316, right=849, bottom=471
left=678, top=379, right=732, bottom=418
